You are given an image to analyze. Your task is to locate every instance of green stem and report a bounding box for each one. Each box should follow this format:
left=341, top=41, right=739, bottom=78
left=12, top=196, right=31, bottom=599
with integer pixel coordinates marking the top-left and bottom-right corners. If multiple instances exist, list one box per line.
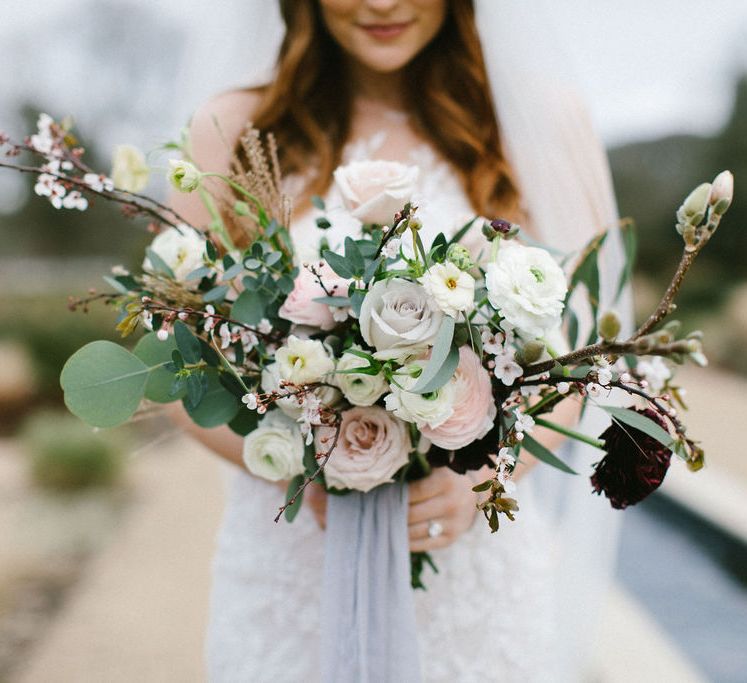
left=533, top=417, right=605, bottom=449
left=525, top=391, right=561, bottom=416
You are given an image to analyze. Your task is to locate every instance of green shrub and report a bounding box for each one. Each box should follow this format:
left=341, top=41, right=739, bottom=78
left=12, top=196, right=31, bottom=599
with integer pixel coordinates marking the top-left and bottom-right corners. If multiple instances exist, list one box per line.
left=21, top=410, right=126, bottom=491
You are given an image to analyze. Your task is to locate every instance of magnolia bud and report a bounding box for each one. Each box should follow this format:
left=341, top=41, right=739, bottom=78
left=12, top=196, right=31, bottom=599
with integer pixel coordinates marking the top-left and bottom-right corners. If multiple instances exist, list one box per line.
left=516, top=340, right=545, bottom=364
left=598, top=310, right=622, bottom=342
left=677, top=182, right=711, bottom=228
left=709, top=170, right=734, bottom=216
left=408, top=217, right=423, bottom=232
left=445, top=243, right=475, bottom=271
left=687, top=447, right=705, bottom=472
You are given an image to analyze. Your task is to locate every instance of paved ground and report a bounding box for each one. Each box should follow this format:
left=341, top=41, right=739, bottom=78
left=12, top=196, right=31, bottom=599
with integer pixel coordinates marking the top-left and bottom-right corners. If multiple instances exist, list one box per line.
left=12, top=363, right=744, bottom=683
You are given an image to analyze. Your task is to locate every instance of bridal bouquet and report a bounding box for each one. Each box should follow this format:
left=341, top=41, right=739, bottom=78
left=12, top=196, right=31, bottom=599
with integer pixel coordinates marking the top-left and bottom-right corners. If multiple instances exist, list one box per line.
left=0, top=114, right=734, bottom=582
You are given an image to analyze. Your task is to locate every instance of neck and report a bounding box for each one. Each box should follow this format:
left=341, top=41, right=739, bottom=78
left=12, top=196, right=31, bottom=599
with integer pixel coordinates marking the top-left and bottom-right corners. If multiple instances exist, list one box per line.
left=347, top=59, right=407, bottom=112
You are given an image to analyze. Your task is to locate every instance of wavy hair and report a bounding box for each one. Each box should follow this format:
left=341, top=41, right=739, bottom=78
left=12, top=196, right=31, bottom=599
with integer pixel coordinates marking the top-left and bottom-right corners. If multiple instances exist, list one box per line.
left=245, top=0, right=521, bottom=219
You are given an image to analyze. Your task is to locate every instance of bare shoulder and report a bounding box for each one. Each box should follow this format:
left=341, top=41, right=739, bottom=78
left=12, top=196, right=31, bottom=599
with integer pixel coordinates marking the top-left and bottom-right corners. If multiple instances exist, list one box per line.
left=189, top=88, right=265, bottom=174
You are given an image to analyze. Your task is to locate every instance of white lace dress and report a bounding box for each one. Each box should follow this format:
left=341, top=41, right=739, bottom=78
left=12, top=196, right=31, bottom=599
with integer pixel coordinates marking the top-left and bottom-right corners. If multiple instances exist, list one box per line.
left=205, top=130, right=562, bottom=683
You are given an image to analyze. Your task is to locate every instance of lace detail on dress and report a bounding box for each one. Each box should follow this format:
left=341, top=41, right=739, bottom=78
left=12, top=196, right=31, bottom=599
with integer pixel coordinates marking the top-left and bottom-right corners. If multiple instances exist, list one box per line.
left=205, top=128, right=563, bottom=683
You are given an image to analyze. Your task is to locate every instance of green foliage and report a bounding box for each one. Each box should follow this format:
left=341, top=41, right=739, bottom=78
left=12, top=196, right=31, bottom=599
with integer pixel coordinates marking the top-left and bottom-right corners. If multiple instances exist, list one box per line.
left=521, top=434, right=578, bottom=475
left=133, top=332, right=184, bottom=403
left=21, top=410, right=126, bottom=491
left=410, top=316, right=458, bottom=394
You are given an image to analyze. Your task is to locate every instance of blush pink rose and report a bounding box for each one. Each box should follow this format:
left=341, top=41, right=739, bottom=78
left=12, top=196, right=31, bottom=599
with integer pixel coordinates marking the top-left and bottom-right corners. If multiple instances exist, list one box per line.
left=315, top=406, right=411, bottom=492
left=420, top=345, right=496, bottom=450
left=278, top=263, right=349, bottom=331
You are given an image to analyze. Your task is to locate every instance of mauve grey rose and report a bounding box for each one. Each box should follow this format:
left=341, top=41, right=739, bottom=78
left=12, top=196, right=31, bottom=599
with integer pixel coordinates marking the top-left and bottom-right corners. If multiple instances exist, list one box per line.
left=359, top=278, right=444, bottom=360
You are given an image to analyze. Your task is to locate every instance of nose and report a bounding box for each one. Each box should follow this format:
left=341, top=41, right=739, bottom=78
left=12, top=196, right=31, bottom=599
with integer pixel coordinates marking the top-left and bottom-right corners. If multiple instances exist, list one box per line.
left=364, top=0, right=400, bottom=13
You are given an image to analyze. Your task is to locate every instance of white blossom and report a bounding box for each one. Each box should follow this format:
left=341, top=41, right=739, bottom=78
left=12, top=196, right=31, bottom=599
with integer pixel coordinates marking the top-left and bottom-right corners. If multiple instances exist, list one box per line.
left=241, top=393, right=258, bottom=410
left=419, top=261, right=475, bottom=318
left=636, top=357, right=672, bottom=393
left=496, top=447, right=516, bottom=469
left=382, top=236, right=402, bottom=259
left=557, top=381, right=571, bottom=395
left=83, top=173, right=115, bottom=192
left=493, top=353, right=523, bottom=386
left=513, top=410, right=535, bottom=434
left=61, top=190, right=88, bottom=211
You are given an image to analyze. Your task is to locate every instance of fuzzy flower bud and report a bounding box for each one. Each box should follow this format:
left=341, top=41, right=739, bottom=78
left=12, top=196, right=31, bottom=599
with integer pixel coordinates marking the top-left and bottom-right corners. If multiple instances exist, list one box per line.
left=168, top=159, right=202, bottom=193
left=445, top=243, right=475, bottom=271
left=709, top=170, right=734, bottom=216
left=598, top=310, right=622, bottom=342
left=676, top=182, right=711, bottom=229
left=516, top=340, right=545, bottom=364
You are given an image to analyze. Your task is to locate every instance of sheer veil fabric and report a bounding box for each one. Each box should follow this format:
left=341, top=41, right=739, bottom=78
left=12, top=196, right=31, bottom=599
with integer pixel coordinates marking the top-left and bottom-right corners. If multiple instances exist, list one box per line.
left=189, top=1, right=633, bottom=679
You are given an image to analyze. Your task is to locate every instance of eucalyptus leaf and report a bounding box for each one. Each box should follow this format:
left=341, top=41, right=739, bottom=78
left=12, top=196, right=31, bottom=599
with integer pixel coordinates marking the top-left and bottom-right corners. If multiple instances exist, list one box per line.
left=410, top=316, right=457, bottom=394
left=323, top=250, right=355, bottom=279
left=133, top=332, right=186, bottom=403
left=61, top=341, right=149, bottom=427
left=144, top=248, right=175, bottom=278
left=521, top=435, right=578, bottom=475
left=202, top=284, right=230, bottom=303
left=174, top=321, right=202, bottom=364
left=232, top=290, right=265, bottom=326
left=600, top=406, right=674, bottom=449
left=185, top=266, right=212, bottom=281
left=344, top=237, right=365, bottom=274
left=183, top=369, right=240, bottom=427
left=615, top=219, right=638, bottom=301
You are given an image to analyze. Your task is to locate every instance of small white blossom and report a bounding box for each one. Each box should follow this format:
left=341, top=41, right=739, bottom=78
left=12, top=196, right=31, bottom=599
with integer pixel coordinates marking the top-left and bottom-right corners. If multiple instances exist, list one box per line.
left=61, top=190, right=88, bottom=211
left=493, top=353, right=523, bottom=386
left=331, top=306, right=350, bottom=322
left=513, top=410, right=535, bottom=434
left=496, top=447, right=516, bottom=469
left=419, top=261, right=475, bottom=318
left=203, top=304, right=219, bottom=332
left=481, top=330, right=505, bottom=356
left=636, top=357, right=672, bottom=393
left=156, top=326, right=170, bottom=341
left=596, top=366, right=613, bottom=386
left=497, top=467, right=517, bottom=494
left=83, top=172, right=115, bottom=193
left=586, top=382, right=603, bottom=397
left=557, top=381, right=571, bottom=395
left=241, top=393, right=258, bottom=410
left=257, top=318, right=273, bottom=335
left=520, top=385, right=540, bottom=397
left=382, top=236, right=402, bottom=259
left=219, top=323, right=232, bottom=349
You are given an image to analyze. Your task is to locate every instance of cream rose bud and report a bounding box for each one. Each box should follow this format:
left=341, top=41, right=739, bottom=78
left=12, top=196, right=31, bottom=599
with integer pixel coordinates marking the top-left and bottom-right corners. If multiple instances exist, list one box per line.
left=419, top=262, right=475, bottom=318
left=143, top=225, right=206, bottom=282
left=111, top=144, right=149, bottom=193
left=485, top=242, right=567, bottom=340
left=359, top=278, right=443, bottom=360
left=275, top=335, right=335, bottom=385
left=334, top=160, right=418, bottom=225
left=278, top=263, right=349, bottom=331
left=335, top=348, right=389, bottom=407
left=242, top=410, right=305, bottom=482
left=385, top=361, right=456, bottom=429
left=168, top=159, right=202, bottom=193
left=315, top=406, right=411, bottom=492
left=420, top=346, right=495, bottom=450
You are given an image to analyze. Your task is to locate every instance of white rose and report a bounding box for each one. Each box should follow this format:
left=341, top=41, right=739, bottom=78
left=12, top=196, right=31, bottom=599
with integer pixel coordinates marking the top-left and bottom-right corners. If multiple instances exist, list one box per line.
left=384, top=361, right=456, bottom=429
left=334, top=160, right=418, bottom=225
left=262, top=362, right=340, bottom=419
left=315, top=406, right=411, bottom=492
left=485, top=242, right=567, bottom=339
left=242, top=410, right=304, bottom=482
left=143, top=225, right=206, bottom=282
left=419, top=261, right=475, bottom=318
left=275, top=335, right=335, bottom=385
left=111, top=144, right=149, bottom=193
left=335, top=348, right=389, bottom=407
left=359, top=278, right=443, bottom=360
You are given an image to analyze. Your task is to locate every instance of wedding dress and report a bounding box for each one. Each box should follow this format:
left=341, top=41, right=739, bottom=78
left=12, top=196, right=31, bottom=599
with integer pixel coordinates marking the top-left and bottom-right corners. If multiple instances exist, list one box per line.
left=205, top=122, right=565, bottom=683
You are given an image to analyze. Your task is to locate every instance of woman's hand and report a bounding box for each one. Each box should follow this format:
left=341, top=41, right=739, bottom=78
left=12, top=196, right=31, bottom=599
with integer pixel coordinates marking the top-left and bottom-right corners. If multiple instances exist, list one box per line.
left=304, top=482, right=328, bottom=530
left=408, top=467, right=479, bottom=552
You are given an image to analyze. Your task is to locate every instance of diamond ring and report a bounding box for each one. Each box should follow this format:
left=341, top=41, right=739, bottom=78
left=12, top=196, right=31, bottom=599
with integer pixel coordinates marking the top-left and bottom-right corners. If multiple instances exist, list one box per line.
left=427, top=520, right=444, bottom=538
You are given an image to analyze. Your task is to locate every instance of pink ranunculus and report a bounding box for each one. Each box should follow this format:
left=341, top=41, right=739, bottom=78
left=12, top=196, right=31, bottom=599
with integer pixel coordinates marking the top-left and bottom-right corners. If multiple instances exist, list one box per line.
left=420, top=345, right=496, bottom=450
left=278, top=263, right=349, bottom=331
left=315, top=406, right=411, bottom=492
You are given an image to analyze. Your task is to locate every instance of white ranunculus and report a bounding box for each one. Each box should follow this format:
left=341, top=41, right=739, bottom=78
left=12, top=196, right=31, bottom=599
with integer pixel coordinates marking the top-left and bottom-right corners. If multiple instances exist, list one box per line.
left=335, top=348, right=389, bottom=407
left=262, top=362, right=340, bottom=419
left=384, top=361, right=456, bottom=429
left=242, top=410, right=304, bottom=482
left=334, top=160, right=418, bottom=225
left=143, top=225, right=206, bottom=282
left=485, top=243, right=567, bottom=339
left=419, top=261, right=475, bottom=318
left=275, top=335, right=335, bottom=385
left=111, top=144, right=149, bottom=193
left=168, top=159, right=202, bottom=193
left=359, top=278, right=443, bottom=360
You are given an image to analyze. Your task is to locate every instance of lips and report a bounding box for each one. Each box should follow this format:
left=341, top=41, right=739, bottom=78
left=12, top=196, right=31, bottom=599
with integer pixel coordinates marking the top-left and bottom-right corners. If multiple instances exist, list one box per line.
left=357, top=20, right=414, bottom=40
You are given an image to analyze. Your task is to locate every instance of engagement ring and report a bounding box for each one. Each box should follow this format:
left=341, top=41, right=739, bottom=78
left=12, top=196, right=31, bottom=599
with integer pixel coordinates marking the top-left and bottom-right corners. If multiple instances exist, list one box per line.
left=427, top=520, right=444, bottom=538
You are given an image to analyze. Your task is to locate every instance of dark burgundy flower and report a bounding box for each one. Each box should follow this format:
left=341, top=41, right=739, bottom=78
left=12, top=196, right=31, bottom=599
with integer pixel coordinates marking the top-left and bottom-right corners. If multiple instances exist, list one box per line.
left=428, top=423, right=500, bottom=474
left=591, top=408, right=673, bottom=509
left=490, top=218, right=513, bottom=234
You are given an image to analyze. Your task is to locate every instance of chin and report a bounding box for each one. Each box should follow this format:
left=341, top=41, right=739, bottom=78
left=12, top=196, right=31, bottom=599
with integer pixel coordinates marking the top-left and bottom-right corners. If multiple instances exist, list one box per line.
left=354, top=48, right=419, bottom=74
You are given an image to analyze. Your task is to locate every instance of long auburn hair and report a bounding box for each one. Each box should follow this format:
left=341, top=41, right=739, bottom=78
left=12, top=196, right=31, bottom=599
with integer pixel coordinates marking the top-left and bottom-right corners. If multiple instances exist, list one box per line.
left=246, top=0, right=521, bottom=219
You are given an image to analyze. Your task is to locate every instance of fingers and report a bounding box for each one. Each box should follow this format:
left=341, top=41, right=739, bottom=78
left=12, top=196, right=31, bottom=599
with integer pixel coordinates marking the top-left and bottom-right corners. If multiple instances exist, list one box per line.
left=407, top=496, right=445, bottom=526
left=408, top=469, right=447, bottom=504
left=409, top=532, right=451, bottom=553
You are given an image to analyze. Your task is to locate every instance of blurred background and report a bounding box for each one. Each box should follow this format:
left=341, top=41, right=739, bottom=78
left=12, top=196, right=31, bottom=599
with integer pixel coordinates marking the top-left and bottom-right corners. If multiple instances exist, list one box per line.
left=0, top=1, right=745, bottom=681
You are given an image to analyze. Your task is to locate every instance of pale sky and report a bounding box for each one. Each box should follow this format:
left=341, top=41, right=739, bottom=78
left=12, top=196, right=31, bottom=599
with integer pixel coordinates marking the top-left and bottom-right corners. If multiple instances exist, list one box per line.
left=1, top=0, right=746, bottom=147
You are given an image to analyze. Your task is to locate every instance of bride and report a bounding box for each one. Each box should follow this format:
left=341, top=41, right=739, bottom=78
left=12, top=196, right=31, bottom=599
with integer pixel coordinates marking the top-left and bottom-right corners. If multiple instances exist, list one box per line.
left=171, top=1, right=627, bottom=681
